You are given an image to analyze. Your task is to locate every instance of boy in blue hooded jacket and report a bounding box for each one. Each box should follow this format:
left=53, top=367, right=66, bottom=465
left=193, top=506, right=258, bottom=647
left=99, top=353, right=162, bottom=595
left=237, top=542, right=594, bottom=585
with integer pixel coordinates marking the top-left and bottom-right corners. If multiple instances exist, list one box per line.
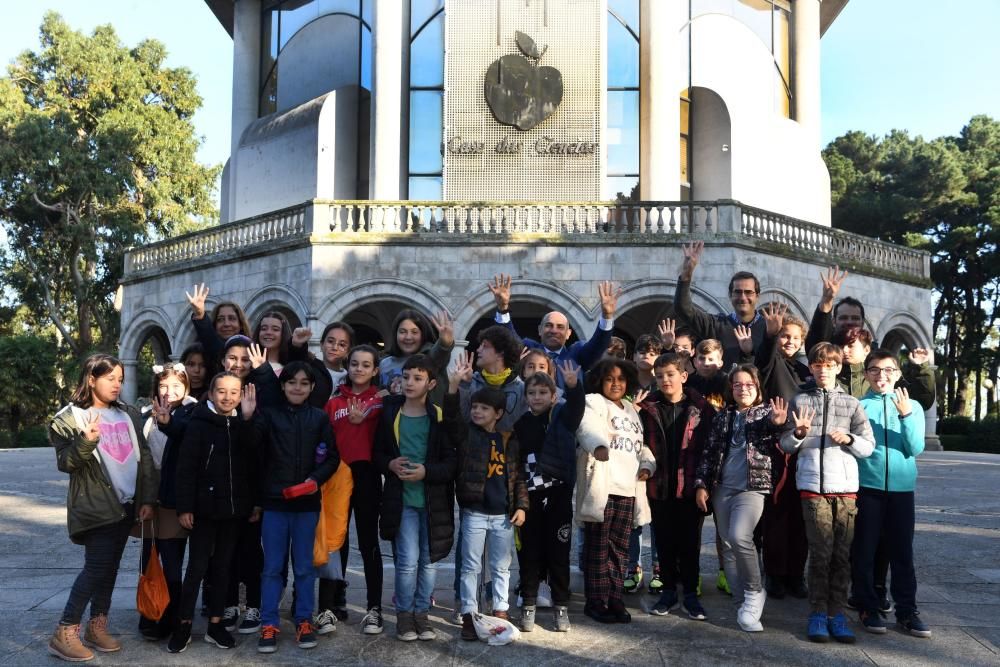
left=853, top=349, right=930, bottom=639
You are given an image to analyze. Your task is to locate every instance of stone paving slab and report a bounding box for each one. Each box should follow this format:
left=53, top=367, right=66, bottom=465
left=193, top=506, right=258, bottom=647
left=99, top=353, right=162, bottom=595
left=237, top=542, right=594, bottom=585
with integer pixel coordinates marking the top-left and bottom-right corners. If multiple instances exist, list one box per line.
left=1, top=449, right=998, bottom=666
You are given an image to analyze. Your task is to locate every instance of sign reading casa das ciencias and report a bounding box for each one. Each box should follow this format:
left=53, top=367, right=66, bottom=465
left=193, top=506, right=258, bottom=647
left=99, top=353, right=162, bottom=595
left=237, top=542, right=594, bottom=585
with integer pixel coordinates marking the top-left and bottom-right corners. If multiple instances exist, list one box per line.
left=443, top=0, right=603, bottom=201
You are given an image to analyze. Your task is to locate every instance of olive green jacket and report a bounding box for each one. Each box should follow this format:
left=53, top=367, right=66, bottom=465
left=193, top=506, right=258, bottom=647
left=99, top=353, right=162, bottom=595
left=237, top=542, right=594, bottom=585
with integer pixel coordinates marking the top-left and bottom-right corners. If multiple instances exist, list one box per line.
left=50, top=403, right=158, bottom=543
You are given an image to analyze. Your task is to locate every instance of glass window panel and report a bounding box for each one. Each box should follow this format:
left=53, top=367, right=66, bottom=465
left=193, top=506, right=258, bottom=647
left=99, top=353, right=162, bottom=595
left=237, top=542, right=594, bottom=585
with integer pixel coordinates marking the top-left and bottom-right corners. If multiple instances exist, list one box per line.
left=773, top=5, right=790, bottom=83
left=362, top=0, right=372, bottom=25
left=409, top=14, right=444, bottom=87
left=679, top=23, right=690, bottom=90
left=408, top=176, right=442, bottom=201
left=680, top=135, right=690, bottom=184
left=361, top=26, right=372, bottom=90
left=279, top=1, right=320, bottom=49
left=733, top=0, right=773, bottom=50
left=409, top=91, right=443, bottom=174
left=261, top=10, right=278, bottom=91
left=774, top=66, right=790, bottom=118
left=608, top=0, right=639, bottom=32
left=607, top=176, right=639, bottom=203
left=607, top=18, right=639, bottom=88
left=259, top=71, right=278, bottom=117
left=607, top=91, right=639, bottom=175
left=316, top=0, right=361, bottom=15
left=680, top=96, right=689, bottom=134
left=411, top=0, right=444, bottom=36
left=692, top=0, right=736, bottom=20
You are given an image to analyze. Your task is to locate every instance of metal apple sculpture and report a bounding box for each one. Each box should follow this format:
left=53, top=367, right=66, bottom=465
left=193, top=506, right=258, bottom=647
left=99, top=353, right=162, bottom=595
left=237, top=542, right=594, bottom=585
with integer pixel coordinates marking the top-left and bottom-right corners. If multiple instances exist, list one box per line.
left=484, top=31, right=563, bottom=131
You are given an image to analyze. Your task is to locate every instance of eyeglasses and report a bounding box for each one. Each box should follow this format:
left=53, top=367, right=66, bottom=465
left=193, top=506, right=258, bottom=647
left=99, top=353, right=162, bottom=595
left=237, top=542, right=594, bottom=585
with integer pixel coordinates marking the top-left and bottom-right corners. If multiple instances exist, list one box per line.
left=730, top=289, right=757, bottom=297
left=809, top=362, right=839, bottom=370
left=731, top=382, right=757, bottom=391
left=865, top=367, right=899, bottom=377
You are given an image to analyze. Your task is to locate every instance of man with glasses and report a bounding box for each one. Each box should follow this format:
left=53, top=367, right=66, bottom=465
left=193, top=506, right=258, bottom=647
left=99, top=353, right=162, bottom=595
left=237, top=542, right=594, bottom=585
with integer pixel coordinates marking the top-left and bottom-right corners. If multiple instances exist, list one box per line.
left=673, top=241, right=767, bottom=367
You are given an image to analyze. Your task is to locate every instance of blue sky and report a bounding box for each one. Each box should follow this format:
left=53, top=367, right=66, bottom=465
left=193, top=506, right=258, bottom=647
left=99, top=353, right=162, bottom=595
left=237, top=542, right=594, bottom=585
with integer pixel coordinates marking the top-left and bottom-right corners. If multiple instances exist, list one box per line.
left=1, top=0, right=998, bottom=175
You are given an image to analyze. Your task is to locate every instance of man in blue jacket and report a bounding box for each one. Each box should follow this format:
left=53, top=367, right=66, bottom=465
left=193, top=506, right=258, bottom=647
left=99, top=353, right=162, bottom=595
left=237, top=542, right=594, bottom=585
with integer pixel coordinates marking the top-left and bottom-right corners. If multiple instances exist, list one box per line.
left=486, top=274, right=619, bottom=389
left=853, top=349, right=931, bottom=639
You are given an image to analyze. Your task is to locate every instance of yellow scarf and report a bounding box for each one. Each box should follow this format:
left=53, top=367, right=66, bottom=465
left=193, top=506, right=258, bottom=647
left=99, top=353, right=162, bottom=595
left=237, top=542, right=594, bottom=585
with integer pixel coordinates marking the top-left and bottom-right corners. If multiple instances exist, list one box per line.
left=481, top=367, right=512, bottom=386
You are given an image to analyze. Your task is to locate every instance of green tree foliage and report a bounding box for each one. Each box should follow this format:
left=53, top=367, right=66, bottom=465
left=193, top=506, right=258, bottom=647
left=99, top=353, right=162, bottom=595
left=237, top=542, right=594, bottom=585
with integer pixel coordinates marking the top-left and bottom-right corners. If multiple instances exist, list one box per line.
left=824, top=116, right=1000, bottom=417
left=0, top=12, right=220, bottom=357
left=0, top=335, right=58, bottom=435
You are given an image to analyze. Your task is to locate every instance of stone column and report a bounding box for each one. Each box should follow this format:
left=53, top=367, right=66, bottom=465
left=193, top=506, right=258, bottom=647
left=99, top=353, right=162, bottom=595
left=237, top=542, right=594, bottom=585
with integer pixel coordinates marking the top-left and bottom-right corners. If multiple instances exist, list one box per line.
left=121, top=359, right=140, bottom=406
left=792, top=0, right=821, bottom=149
left=639, top=0, right=681, bottom=200
left=228, top=0, right=262, bottom=221
left=371, top=0, right=408, bottom=200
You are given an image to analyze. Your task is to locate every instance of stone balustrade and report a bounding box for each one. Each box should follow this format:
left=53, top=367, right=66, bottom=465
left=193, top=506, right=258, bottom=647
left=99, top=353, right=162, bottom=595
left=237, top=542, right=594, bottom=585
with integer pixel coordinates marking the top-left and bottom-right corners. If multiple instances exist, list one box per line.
left=124, top=199, right=929, bottom=283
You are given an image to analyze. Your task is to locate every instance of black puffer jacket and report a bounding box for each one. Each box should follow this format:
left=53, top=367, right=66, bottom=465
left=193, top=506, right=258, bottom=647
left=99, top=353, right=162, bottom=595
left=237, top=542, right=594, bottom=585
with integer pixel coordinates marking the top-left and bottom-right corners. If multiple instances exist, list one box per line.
left=156, top=401, right=198, bottom=509
left=695, top=404, right=783, bottom=493
left=373, top=393, right=460, bottom=563
left=254, top=401, right=339, bottom=512
left=175, top=402, right=257, bottom=519
left=454, top=421, right=529, bottom=514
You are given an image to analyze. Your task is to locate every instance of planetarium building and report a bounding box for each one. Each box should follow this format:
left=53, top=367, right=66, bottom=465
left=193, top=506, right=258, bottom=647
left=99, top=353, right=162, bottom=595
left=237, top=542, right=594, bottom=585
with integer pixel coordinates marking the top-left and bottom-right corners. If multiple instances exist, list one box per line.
left=118, top=0, right=934, bottom=430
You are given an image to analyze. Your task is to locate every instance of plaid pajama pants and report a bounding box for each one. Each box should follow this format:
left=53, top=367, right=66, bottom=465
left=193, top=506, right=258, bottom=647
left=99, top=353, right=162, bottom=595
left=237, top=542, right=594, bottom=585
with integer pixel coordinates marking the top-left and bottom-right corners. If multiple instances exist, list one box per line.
left=583, top=495, right=635, bottom=607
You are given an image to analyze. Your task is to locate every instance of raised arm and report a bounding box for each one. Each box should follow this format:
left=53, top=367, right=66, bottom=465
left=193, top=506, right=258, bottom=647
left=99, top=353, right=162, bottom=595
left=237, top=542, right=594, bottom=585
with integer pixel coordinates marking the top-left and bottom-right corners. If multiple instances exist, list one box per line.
left=569, top=281, right=619, bottom=371
left=805, top=267, right=846, bottom=351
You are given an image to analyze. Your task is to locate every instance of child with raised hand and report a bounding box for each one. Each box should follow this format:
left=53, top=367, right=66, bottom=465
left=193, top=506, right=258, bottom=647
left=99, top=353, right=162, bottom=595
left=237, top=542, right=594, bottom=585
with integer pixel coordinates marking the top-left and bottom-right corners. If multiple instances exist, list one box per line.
left=514, top=359, right=584, bottom=632
left=450, top=354, right=529, bottom=640
left=253, top=311, right=294, bottom=376
left=185, top=283, right=252, bottom=371
left=252, top=361, right=340, bottom=654
left=374, top=354, right=460, bottom=642
left=638, top=353, right=714, bottom=620
left=576, top=358, right=655, bottom=625
left=782, top=342, right=875, bottom=645
left=694, top=366, right=788, bottom=632
left=138, top=363, right=198, bottom=641
left=380, top=309, right=455, bottom=403
left=288, top=322, right=355, bottom=403
left=853, top=350, right=930, bottom=638
left=48, top=354, right=157, bottom=663
left=167, top=374, right=259, bottom=653
left=318, top=344, right=385, bottom=635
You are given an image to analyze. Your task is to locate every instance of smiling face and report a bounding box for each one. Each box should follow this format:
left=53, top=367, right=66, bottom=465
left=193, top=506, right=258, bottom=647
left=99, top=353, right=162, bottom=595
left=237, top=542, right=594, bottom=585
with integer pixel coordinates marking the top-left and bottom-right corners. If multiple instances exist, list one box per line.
left=778, top=324, right=803, bottom=360
left=470, top=401, right=502, bottom=431
left=653, top=362, right=687, bottom=401
left=538, top=312, right=571, bottom=351
left=520, top=352, right=552, bottom=380
left=730, top=371, right=759, bottom=409
left=211, top=375, right=242, bottom=413
left=321, top=327, right=351, bottom=369
left=347, top=350, right=378, bottom=390
left=281, top=370, right=314, bottom=406
left=600, top=366, right=628, bottom=406
left=215, top=305, right=242, bottom=339
left=257, top=317, right=284, bottom=351
left=183, top=353, right=206, bottom=390
left=834, top=303, right=864, bottom=333
left=525, top=383, right=556, bottom=415
left=396, top=319, right=423, bottom=356
left=158, top=377, right=187, bottom=406
left=89, top=366, right=124, bottom=408
left=223, top=345, right=251, bottom=380
left=865, top=358, right=900, bottom=394
left=729, top=278, right=759, bottom=320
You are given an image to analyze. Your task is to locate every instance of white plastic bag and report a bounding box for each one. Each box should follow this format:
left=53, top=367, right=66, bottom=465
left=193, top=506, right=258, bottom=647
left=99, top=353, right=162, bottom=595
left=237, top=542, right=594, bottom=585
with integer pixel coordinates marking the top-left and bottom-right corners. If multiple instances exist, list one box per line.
left=471, top=612, right=521, bottom=645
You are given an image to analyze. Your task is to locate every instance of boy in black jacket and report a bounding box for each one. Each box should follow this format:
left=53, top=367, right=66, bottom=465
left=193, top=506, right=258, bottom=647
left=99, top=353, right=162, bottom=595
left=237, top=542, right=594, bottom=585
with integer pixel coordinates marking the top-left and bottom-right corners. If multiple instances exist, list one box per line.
left=373, top=354, right=460, bottom=642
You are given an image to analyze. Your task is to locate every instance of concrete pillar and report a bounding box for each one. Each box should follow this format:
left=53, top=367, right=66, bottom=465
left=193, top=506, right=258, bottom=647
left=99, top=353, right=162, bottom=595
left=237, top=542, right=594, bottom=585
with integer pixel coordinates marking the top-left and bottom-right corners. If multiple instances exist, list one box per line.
left=924, top=400, right=942, bottom=451
left=228, top=0, right=262, bottom=221
left=639, top=0, right=681, bottom=201
left=792, top=0, right=821, bottom=149
left=121, top=359, right=139, bottom=406
left=371, top=0, right=408, bottom=200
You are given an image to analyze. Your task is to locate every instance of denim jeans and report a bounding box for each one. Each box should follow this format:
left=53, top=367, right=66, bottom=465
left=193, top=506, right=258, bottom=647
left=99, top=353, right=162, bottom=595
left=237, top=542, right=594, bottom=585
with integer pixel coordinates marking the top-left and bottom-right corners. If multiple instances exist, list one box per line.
left=261, top=510, right=319, bottom=626
left=459, top=510, right=514, bottom=614
left=395, top=506, right=436, bottom=614
left=628, top=524, right=658, bottom=568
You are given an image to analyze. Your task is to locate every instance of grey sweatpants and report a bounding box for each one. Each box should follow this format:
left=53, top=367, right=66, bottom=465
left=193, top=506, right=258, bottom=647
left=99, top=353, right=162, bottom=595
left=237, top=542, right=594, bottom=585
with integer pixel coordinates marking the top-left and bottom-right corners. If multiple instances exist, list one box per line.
left=713, top=486, right=766, bottom=603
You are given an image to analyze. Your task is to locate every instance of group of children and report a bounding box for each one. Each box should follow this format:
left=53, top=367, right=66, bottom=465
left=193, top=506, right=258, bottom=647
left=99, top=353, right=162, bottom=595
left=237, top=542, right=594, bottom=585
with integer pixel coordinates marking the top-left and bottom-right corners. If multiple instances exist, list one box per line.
left=47, top=271, right=931, bottom=661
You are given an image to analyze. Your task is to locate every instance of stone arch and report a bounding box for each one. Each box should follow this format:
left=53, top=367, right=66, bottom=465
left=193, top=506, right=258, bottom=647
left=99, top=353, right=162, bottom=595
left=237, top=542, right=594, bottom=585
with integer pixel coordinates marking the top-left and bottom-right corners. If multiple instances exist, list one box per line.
left=119, top=307, right=175, bottom=363
left=244, top=284, right=309, bottom=330
left=758, top=287, right=809, bottom=322
left=875, top=311, right=932, bottom=354
left=453, top=279, right=592, bottom=343
left=614, top=280, right=730, bottom=350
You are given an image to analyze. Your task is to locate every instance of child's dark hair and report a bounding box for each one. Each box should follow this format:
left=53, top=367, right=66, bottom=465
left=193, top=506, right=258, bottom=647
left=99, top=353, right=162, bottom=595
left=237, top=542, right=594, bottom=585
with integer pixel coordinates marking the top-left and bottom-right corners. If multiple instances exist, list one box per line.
left=518, top=349, right=555, bottom=381
left=863, top=348, right=899, bottom=370
left=253, top=311, right=293, bottom=364
left=278, top=360, right=315, bottom=385
left=150, top=364, right=190, bottom=401
left=223, top=334, right=253, bottom=353
left=674, top=328, right=696, bottom=345
left=586, top=358, right=640, bottom=397
left=347, top=344, right=380, bottom=366
left=211, top=301, right=252, bottom=336
left=635, top=334, right=663, bottom=356
left=387, top=309, right=436, bottom=358
left=833, top=327, right=874, bottom=349
left=478, top=325, right=523, bottom=369
left=726, top=364, right=763, bottom=407
left=402, top=353, right=437, bottom=377
left=606, top=336, right=627, bottom=359
left=653, top=352, right=687, bottom=373
left=470, top=387, right=506, bottom=414
left=180, top=343, right=205, bottom=364
left=321, top=321, right=355, bottom=346
left=209, top=371, right=242, bottom=392
left=524, top=371, right=557, bottom=394
left=70, top=353, right=124, bottom=408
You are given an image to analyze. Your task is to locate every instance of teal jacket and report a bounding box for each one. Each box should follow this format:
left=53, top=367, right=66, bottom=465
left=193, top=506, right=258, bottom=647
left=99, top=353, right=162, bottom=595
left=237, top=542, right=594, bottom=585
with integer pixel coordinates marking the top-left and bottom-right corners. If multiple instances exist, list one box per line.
left=858, top=390, right=925, bottom=492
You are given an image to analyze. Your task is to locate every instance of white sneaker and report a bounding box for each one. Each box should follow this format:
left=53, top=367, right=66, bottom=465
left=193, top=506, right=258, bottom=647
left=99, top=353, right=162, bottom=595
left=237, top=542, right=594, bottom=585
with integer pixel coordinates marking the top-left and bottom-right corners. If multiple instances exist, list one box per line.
left=737, top=589, right=766, bottom=632
left=222, top=606, right=240, bottom=632
left=315, top=609, right=337, bottom=635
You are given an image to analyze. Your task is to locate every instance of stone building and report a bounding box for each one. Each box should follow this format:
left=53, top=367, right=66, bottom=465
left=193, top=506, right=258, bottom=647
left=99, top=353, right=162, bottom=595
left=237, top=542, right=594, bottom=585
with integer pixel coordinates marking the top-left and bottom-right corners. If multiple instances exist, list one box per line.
left=119, top=0, right=936, bottom=438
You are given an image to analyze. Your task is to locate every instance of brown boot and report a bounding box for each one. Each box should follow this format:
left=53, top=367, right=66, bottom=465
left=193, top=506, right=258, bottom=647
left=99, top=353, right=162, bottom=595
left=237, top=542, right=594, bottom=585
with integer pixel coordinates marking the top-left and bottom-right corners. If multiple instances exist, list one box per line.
left=461, top=613, right=478, bottom=641
left=48, top=624, right=94, bottom=662
left=83, top=615, right=121, bottom=652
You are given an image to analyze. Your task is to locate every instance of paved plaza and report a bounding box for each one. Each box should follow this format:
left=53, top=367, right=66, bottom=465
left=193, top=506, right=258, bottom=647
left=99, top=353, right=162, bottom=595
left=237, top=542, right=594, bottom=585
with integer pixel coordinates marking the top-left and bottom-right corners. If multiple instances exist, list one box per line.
left=1, top=447, right=998, bottom=666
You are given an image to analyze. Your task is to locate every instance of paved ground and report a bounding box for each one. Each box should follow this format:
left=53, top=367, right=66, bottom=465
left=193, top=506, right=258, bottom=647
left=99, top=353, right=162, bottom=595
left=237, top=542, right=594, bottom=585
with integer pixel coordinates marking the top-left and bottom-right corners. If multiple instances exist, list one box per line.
left=1, top=448, right=998, bottom=666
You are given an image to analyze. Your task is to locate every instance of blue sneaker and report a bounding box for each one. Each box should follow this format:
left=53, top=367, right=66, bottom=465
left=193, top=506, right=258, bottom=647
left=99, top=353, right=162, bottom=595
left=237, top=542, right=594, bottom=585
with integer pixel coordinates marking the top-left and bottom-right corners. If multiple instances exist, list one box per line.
left=897, top=611, right=932, bottom=638
left=650, top=590, right=679, bottom=616
left=807, top=612, right=830, bottom=642
left=860, top=610, right=887, bottom=634
left=828, top=613, right=856, bottom=644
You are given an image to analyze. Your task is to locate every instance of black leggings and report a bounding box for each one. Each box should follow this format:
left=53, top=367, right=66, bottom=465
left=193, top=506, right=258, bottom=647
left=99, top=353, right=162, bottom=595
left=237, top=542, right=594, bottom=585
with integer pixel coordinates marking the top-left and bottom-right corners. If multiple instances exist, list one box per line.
left=60, top=508, right=134, bottom=625
left=178, top=516, right=240, bottom=620
left=226, top=520, right=263, bottom=609
left=320, top=461, right=383, bottom=610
